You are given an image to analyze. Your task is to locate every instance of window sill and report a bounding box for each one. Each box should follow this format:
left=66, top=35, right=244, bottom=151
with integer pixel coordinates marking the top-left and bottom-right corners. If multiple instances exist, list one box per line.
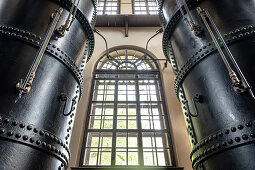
left=71, top=167, right=184, bottom=170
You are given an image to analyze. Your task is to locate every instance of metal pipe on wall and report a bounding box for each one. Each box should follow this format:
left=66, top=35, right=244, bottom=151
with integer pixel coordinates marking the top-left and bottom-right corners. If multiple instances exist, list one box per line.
left=158, top=0, right=255, bottom=169
left=0, top=0, right=97, bottom=169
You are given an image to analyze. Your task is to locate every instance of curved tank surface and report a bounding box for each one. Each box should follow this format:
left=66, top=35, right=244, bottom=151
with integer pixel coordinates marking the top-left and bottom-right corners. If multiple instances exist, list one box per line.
left=159, top=0, right=255, bottom=169
left=0, top=0, right=96, bottom=169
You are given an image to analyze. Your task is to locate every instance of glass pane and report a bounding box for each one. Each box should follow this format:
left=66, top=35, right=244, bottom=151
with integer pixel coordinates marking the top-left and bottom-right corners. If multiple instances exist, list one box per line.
left=116, top=152, right=126, bottom=165
left=100, top=134, right=112, bottom=147
left=100, top=151, right=111, bottom=165
left=128, top=119, right=137, bottom=129
left=141, top=116, right=153, bottom=129
left=101, top=116, right=113, bottom=129
left=157, top=151, right=166, bottom=166
left=90, top=103, right=114, bottom=116
left=156, top=137, right=163, bottom=148
left=105, top=108, right=114, bottom=115
left=128, top=152, right=138, bottom=165
left=155, top=133, right=169, bottom=148
left=84, top=149, right=97, bottom=165
left=90, top=137, right=99, bottom=147
left=89, top=116, right=101, bottom=129
left=128, top=133, right=138, bottom=148
left=118, top=108, right=126, bottom=115
left=86, top=133, right=100, bottom=148
left=128, top=95, right=136, bottom=101
left=117, top=133, right=127, bottom=148
left=143, top=134, right=155, bottom=148
left=117, top=119, right=127, bottom=129
left=88, top=116, right=114, bottom=129
left=93, top=80, right=116, bottom=101
left=118, top=94, right=126, bottom=101
left=128, top=108, right=136, bottom=115
left=143, top=150, right=157, bottom=166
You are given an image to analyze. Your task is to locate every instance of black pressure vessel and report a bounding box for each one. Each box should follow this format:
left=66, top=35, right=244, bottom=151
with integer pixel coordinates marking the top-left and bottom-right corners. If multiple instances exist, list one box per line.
left=159, top=0, right=255, bottom=169
left=0, top=0, right=96, bottom=169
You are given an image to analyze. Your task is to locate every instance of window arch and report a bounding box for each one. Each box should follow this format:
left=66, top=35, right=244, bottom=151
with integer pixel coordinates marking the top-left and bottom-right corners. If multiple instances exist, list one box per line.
left=97, top=48, right=158, bottom=70
left=80, top=47, right=175, bottom=167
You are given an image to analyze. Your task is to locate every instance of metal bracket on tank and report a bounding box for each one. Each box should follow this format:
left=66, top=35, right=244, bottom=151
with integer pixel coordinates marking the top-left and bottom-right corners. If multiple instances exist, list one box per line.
left=176, top=0, right=204, bottom=36
left=197, top=7, right=255, bottom=100
left=15, top=8, right=63, bottom=103
left=57, top=0, right=81, bottom=36
left=58, top=93, right=77, bottom=116
left=183, top=94, right=203, bottom=117
left=192, top=94, right=203, bottom=117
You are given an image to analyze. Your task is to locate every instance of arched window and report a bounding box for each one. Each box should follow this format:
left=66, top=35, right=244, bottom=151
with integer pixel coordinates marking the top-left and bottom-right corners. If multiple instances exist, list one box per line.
left=80, top=48, right=175, bottom=167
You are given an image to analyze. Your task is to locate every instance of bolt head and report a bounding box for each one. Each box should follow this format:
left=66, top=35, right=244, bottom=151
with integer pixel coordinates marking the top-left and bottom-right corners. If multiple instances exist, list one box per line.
left=23, top=135, right=28, bottom=140
left=231, top=127, right=236, bottom=132
left=242, top=134, right=248, bottom=140
left=15, top=133, right=21, bottom=138
left=0, top=128, right=5, bottom=134
left=34, top=128, right=38, bottom=133
left=4, top=118, right=10, bottom=123
left=224, top=129, right=230, bottom=134
left=235, top=137, right=241, bottom=142
left=27, top=125, right=33, bottom=130
left=12, top=121, right=18, bottom=126
left=238, top=125, right=244, bottom=130
left=39, top=130, right=44, bottom=135
left=7, top=131, right=13, bottom=136
left=30, top=138, right=35, bottom=143
left=42, top=142, right=46, bottom=147
left=246, top=122, right=252, bottom=127
left=36, top=140, right=41, bottom=145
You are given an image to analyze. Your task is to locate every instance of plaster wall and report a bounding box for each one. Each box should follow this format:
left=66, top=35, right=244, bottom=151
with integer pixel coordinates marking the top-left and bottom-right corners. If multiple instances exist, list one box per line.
left=120, top=0, right=132, bottom=14
left=69, top=27, right=193, bottom=170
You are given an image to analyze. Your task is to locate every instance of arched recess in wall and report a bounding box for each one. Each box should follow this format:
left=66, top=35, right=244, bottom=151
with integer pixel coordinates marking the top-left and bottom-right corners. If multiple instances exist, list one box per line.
left=79, top=46, right=176, bottom=167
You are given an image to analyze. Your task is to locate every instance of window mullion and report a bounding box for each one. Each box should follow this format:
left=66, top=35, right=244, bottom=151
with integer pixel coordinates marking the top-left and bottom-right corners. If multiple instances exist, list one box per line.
left=103, top=0, right=106, bottom=14
left=118, top=0, right=120, bottom=14
left=111, top=75, right=118, bottom=166
left=146, top=0, right=150, bottom=14
left=148, top=82, right=159, bottom=166
left=135, top=74, right=144, bottom=166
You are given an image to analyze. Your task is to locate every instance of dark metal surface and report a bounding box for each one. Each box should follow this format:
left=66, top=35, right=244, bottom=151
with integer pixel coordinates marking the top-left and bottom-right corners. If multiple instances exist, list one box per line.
left=0, top=0, right=96, bottom=169
left=95, top=15, right=161, bottom=27
left=159, top=0, right=255, bottom=169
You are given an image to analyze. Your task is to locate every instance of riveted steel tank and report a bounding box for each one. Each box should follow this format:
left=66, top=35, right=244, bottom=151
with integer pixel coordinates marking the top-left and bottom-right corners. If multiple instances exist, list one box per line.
left=158, top=0, right=255, bottom=169
left=0, top=0, right=96, bottom=169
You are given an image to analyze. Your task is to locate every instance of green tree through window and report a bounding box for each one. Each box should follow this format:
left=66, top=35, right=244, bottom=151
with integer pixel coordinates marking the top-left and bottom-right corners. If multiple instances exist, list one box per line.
left=80, top=48, right=175, bottom=167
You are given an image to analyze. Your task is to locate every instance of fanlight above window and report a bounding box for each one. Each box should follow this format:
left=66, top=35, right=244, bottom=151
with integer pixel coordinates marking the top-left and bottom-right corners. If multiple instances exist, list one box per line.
left=97, top=49, right=158, bottom=70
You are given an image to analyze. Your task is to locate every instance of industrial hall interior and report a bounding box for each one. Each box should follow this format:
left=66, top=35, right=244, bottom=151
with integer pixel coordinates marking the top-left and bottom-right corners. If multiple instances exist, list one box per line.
left=0, top=0, right=254, bottom=170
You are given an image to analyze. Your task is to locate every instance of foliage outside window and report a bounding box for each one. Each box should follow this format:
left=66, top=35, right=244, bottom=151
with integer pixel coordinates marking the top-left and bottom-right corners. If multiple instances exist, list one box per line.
left=80, top=48, right=175, bottom=167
